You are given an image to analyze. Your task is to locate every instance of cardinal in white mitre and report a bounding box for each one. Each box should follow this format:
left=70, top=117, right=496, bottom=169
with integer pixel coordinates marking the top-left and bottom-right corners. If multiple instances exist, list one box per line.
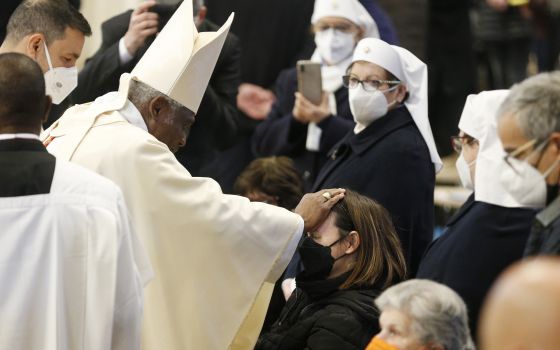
left=42, top=1, right=344, bottom=349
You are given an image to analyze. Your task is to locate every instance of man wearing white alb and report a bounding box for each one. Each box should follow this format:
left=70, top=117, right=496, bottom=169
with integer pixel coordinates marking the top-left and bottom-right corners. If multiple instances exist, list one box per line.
left=42, top=3, right=344, bottom=349
left=0, top=53, right=151, bottom=350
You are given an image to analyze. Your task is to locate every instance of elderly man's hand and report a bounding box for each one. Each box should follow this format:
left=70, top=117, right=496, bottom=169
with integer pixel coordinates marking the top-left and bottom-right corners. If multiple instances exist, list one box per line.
left=295, top=188, right=345, bottom=232
left=124, top=1, right=159, bottom=56
left=292, top=92, right=331, bottom=124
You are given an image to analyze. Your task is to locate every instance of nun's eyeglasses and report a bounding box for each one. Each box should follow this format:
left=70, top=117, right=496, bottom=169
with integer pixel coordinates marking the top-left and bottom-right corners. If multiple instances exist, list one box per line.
left=314, top=23, right=355, bottom=33
left=342, top=75, right=400, bottom=92
left=450, top=135, right=478, bottom=154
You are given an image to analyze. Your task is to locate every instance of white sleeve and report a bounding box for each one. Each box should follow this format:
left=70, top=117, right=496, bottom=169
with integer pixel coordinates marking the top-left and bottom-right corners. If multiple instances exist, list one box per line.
left=118, top=37, right=134, bottom=65
left=111, top=194, right=153, bottom=350
left=267, top=216, right=303, bottom=282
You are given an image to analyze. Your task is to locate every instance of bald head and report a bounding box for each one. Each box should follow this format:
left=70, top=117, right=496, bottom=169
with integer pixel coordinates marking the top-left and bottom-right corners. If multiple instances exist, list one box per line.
left=479, top=257, right=560, bottom=350
left=0, top=52, right=50, bottom=134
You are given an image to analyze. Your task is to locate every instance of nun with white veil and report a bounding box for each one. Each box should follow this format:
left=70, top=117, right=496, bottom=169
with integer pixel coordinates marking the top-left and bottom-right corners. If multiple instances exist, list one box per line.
left=417, top=90, right=536, bottom=339
left=312, top=37, right=442, bottom=275
left=252, top=0, right=379, bottom=191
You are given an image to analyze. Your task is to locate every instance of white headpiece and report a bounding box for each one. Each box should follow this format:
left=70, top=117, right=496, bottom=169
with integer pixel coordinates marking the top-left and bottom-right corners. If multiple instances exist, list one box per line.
left=352, top=38, right=442, bottom=172
left=311, top=0, right=379, bottom=38
left=459, top=90, right=527, bottom=208
left=120, top=1, right=234, bottom=113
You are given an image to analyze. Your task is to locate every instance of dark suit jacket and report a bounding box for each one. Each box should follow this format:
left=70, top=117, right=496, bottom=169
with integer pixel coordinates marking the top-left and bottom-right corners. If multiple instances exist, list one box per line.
left=525, top=195, right=560, bottom=256
left=0, top=138, right=56, bottom=197
left=205, top=0, right=315, bottom=88
left=417, top=194, right=535, bottom=340
left=74, top=6, right=241, bottom=175
left=312, top=107, right=435, bottom=275
left=252, top=68, right=354, bottom=191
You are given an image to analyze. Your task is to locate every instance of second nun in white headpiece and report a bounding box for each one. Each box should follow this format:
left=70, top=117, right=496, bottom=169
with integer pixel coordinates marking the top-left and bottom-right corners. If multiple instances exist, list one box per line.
left=312, top=37, right=441, bottom=274
left=253, top=0, right=379, bottom=190
left=417, top=90, right=536, bottom=337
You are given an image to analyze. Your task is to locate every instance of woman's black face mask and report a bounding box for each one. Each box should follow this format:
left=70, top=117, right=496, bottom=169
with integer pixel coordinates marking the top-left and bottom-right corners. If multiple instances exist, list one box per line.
left=297, top=236, right=346, bottom=281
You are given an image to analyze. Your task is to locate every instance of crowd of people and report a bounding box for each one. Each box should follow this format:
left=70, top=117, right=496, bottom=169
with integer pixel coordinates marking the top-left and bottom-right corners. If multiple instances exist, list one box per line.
left=2, top=0, right=560, bottom=349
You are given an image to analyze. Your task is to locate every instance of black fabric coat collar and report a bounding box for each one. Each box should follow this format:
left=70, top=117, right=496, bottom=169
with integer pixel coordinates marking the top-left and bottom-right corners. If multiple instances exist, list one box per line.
left=0, top=138, right=47, bottom=152
left=445, top=193, right=476, bottom=227
left=0, top=138, right=55, bottom=197
left=329, top=106, right=414, bottom=158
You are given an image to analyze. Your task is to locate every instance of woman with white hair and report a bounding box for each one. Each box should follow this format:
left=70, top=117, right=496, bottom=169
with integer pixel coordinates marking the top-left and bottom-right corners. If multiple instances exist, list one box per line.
left=366, top=279, right=475, bottom=350
left=312, top=37, right=442, bottom=275
left=253, top=0, right=379, bottom=190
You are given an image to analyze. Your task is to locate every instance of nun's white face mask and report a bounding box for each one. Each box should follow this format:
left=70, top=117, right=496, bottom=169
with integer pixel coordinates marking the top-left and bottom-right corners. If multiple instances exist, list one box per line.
left=348, top=84, right=398, bottom=126
left=314, top=18, right=360, bottom=65
left=343, top=62, right=402, bottom=128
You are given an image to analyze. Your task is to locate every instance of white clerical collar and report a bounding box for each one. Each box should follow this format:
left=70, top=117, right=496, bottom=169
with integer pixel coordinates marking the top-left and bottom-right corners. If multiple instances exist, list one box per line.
left=0, top=133, right=40, bottom=141
left=93, top=92, right=148, bottom=132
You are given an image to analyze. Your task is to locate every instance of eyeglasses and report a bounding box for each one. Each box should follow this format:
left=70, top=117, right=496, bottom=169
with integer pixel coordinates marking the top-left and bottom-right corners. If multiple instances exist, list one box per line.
left=450, top=135, right=478, bottom=154
left=503, top=138, right=548, bottom=173
left=342, top=75, right=401, bottom=92
left=314, top=23, right=356, bottom=33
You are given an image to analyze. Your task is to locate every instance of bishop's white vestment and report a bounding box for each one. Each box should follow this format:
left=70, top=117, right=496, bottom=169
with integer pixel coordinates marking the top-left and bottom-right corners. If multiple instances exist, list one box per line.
left=43, top=93, right=303, bottom=349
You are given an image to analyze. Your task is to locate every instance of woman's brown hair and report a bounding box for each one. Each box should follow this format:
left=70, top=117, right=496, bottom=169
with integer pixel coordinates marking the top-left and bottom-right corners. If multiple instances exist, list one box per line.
left=234, top=156, right=304, bottom=210
left=332, top=190, right=407, bottom=289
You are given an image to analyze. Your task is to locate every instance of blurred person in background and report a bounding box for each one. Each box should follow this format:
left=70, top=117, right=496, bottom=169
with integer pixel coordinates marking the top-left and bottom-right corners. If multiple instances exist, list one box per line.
left=358, top=0, right=399, bottom=45
left=235, top=156, right=304, bottom=209
left=252, top=0, right=378, bottom=190
left=417, top=90, right=536, bottom=341
left=473, top=0, right=533, bottom=89
left=427, top=0, right=475, bottom=156
left=256, top=190, right=407, bottom=350
left=366, top=279, right=474, bottom=350
left=530, top=0, right=560, bottom=72
left=479, top=257, right=560, bottom=350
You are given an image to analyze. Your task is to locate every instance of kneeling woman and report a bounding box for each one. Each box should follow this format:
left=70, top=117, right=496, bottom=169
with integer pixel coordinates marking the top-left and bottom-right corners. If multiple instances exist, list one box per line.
left=256, top=190, right=407, bottom=350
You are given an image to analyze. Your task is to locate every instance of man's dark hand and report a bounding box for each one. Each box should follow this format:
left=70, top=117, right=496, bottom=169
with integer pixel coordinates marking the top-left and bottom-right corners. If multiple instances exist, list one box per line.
left=295, top=188, right=345, bottom=232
